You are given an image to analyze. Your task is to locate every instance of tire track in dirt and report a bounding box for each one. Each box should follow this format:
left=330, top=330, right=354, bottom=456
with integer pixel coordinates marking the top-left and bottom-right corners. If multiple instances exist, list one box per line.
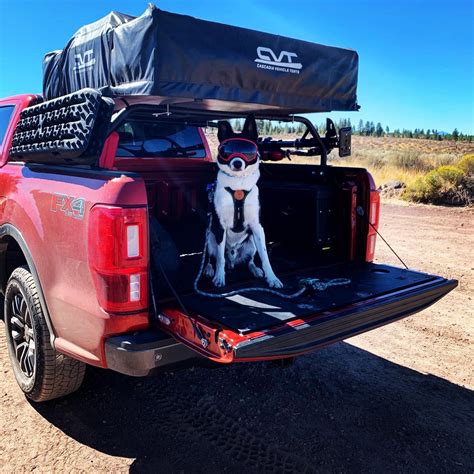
left=137, top=380, right=314, bottom=473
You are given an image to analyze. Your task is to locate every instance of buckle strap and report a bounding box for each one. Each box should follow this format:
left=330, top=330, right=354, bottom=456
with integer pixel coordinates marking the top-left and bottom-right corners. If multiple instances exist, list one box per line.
left=224, top=187, right=250, bottom=232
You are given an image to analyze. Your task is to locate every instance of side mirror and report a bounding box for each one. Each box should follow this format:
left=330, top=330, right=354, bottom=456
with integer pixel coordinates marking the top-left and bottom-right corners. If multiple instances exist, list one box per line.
left=338, top=127, right=352, bottom=157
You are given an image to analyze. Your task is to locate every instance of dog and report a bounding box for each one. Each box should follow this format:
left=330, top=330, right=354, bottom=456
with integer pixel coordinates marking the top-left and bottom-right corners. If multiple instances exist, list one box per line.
left=204, top=116, right=283, bottom=289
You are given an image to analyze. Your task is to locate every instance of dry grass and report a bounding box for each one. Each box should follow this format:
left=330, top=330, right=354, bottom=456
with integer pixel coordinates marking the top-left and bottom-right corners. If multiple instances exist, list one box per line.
left=335, top=157, right=426, bottom=188
left=349, top=135, right=474, bottom=156
left=333, top=136, right=474, bottom=188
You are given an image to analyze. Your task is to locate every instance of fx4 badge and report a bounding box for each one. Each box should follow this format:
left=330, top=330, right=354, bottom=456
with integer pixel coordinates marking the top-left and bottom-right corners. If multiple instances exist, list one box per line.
left=255, top=46, right=302, bottom=74
left=51, top=193, right=85, bottom=220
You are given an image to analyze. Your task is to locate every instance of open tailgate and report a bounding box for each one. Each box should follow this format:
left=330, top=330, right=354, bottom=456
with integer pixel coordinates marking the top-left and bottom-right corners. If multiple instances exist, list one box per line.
left=156, top=263, right=457, bottom=362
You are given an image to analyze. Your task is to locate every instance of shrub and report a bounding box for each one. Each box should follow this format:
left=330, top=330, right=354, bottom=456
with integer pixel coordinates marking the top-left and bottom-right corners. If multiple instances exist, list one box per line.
left=367, top=155, right=386, bottom=168
left=403, top=177, right=430, bottom=202
left=404, top=165, right=471, bottom=205
left=425, top=165, right=464, bottom=191
left=456, top=154, right=474, bottom=175
left=389, top=151, right=431, bottom=171
left=428, top=153, right=457, bottom=168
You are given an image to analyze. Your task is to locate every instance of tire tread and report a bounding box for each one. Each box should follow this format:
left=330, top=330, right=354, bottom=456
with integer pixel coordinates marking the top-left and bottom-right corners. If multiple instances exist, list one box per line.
left=6, top=267, right=85, bottom=402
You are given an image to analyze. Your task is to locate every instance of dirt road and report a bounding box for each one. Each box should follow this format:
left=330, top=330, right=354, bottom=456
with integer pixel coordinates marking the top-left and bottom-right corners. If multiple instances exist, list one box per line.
left=1, top=202, right=473, bottom=473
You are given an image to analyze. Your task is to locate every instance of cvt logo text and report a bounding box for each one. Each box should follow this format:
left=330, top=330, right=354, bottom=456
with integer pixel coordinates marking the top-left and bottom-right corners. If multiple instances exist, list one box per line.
left=254, top=47, right=302, bottom=74
left=73, top=49, right=96, bottom=73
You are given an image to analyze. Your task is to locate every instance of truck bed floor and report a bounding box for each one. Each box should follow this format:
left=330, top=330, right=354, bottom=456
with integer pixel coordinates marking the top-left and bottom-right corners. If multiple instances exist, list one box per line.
left=180, top=263, right=437, bottom=333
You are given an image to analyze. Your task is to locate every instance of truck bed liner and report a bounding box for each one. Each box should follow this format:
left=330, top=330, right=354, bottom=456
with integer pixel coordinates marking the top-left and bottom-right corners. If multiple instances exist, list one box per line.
left=181, top=263, right=438, bottom=333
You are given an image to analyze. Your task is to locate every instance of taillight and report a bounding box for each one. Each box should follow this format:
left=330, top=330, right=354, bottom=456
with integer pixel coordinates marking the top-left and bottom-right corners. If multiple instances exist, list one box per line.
left=88, top=205, right=149, bottom=313
left=366, top=174, right=380, bottom=262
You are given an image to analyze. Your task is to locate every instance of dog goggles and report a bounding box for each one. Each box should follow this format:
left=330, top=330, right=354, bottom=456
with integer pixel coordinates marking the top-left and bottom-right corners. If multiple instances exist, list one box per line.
left=218, top=138, right=259, bottom=164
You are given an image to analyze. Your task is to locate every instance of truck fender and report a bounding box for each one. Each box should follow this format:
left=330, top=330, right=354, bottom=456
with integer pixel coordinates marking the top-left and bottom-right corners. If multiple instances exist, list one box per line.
left=0, top=223, right=56, bottom=346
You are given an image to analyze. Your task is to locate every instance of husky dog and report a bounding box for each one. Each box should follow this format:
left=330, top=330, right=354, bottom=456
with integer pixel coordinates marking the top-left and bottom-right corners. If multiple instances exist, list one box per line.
left=205, top=116, right=283, bottom=289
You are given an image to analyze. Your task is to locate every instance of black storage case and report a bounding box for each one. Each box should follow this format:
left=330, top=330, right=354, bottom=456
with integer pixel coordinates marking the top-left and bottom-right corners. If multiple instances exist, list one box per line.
left=259, top=182, right=341, bottom=256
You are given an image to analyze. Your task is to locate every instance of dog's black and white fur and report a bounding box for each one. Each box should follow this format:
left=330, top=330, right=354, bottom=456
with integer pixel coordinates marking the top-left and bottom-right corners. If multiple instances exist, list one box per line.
left=205, top=116, right=283, bottom=289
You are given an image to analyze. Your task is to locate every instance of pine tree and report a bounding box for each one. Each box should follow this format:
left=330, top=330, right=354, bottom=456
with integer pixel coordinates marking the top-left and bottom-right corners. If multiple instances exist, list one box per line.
left=358, top=119, right=364, bottom=135
left=452, top=128, right=459, bottom=141
left=364, top=121, right=371, bottom=136
left=375, top=122, right=384, bottom=137
left=385, top=125, right=390, bottom=134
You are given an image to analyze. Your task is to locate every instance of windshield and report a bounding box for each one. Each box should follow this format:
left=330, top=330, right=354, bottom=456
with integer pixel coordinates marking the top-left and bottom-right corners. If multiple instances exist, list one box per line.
left=116, top=121, right=206, bottom=158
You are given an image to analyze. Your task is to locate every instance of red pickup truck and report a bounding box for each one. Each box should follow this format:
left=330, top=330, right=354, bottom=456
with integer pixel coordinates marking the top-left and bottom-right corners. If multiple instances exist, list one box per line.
left=0, top=92, right=457, bottom=402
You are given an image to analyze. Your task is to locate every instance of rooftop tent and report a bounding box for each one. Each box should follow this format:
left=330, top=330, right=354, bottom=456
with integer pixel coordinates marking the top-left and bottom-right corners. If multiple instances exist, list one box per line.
left=43, top=4, right=359, bottom=116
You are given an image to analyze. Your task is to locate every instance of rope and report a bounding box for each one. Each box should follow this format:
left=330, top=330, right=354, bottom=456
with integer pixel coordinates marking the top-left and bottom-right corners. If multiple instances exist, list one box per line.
left=369, top=222, right=409, bottom=270
left=356, top=204, right=409, bottom=270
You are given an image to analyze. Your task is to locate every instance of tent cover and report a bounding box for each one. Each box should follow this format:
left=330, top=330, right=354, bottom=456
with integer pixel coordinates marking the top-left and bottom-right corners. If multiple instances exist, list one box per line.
left=43, top=4, right=359, bottom=116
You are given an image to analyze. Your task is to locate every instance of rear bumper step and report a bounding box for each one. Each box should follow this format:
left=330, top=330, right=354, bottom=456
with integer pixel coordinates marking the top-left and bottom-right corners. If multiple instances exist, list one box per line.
left=105, top=328, right=197, bottom=376
left=233, top=278, right=457, bottom=360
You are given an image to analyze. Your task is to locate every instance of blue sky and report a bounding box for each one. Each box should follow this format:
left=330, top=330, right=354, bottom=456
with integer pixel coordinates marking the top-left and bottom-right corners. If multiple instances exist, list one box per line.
left=0, top=0, right=473, bottom=134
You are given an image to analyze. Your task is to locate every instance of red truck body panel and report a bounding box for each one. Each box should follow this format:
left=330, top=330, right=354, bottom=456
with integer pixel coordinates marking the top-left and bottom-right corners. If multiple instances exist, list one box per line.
left=0, top=96, right=154, bottom=365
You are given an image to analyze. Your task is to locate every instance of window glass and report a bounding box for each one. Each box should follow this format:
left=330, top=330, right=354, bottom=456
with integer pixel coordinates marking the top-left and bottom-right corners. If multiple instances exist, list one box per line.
left=0, top=106, right=15, bottom=146
left=116, top=121, right=206, bottom=158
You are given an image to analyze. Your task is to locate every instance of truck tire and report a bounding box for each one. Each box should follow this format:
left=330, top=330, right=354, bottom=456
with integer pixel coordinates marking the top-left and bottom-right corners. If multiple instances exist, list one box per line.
left=4, top=266, right=85, bottom=402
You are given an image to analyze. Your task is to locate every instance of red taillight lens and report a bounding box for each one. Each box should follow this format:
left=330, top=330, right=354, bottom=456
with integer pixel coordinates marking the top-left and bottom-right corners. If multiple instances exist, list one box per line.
left=88, top=205, right=148, bottom=313
left=366, top=188, right=380, bottom=262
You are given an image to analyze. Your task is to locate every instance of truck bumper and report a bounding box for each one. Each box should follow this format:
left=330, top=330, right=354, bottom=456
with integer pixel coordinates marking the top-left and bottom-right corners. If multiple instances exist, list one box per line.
left=105, top=328, right=197, bottom=376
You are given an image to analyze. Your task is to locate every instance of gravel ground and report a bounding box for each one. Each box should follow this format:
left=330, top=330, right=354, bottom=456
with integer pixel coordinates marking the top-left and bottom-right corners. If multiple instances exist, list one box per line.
left=0, top=201, right=473, bottom=473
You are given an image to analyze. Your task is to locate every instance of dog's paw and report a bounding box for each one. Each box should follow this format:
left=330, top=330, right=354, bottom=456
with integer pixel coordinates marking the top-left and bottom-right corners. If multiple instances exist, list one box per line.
left=204, top=263, right=215, bottom=278
left=266, top=275, right=284, bottom=288
left=212, top=271, right=226, bottom=288
left=249, top=262, right=265, bottom=279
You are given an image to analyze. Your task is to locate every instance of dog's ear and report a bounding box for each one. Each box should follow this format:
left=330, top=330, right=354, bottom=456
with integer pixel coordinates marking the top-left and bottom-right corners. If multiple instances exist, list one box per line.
left=217, top=121, right=234, bottom=143
left=242, top=115, right=258, bottom=143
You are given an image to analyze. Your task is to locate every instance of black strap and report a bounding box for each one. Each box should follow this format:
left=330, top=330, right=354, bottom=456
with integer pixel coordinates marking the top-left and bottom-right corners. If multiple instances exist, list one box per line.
left=225, top=187, right=250, bottom=232
left=149, top=217, right=207, bottom=345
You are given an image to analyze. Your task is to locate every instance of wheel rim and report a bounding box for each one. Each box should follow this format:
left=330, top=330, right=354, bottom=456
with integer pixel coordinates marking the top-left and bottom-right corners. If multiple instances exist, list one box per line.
left=9, top=291, right=36, bottom=378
